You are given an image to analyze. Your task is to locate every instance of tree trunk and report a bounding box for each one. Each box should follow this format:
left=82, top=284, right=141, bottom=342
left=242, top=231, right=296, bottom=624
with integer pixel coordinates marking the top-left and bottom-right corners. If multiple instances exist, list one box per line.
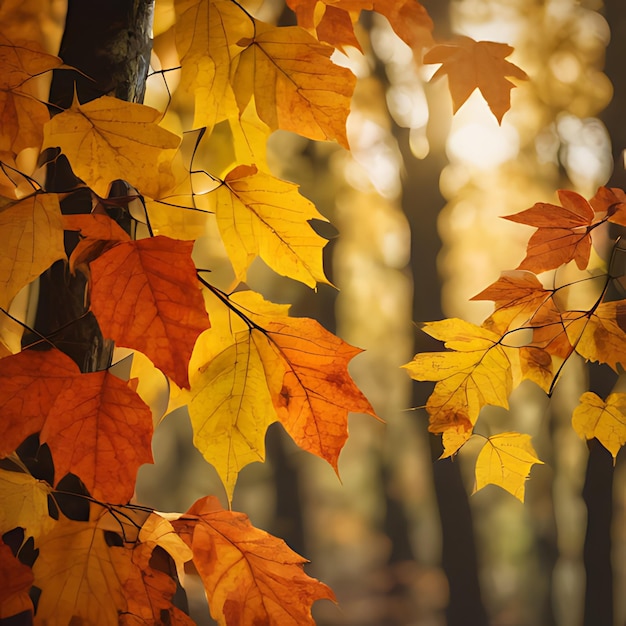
left=24, top=0, right=153, bottom=373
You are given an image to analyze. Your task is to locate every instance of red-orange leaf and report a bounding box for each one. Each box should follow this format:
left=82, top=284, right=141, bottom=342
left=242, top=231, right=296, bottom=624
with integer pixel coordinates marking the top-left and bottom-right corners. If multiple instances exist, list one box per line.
left=590, top=185, right=626, bottom=227
left=505, top=190, right=596, bottom=273
left=266, top=316, right=377, bottom=472
left=0, top=349, right=153, bottom=503
left=424, top=36, right=527, bottom=123
left=287, top=0, right=434, bottom=53
left=90, top=236, right=210, bottom=389
left=63, top=213, right=131, bottom=272
left=173, top=496, right=335, bottom=626
left=0, top=540, right=33, bottom=620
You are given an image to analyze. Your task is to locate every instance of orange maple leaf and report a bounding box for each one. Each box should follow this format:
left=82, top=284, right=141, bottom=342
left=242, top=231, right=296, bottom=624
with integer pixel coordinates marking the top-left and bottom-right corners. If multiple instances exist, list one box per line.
left=424, top=35, right=527, bottom=123
left=173, top=496, right=336, bottom=626
left=286, top=0, right=434, bottom=53
left=590, top=185, right=626, bottom=227
left=89, top=236, right=210, bottom=389
left=32, top=506, right=192, bottom=625
left=504, top=190, right=599, bottom=273
left=0, top=33, right=63, bottom=155
left=266, top=316, right=377, bottom=472
left=0, top=349, right=153, bottom=503
left=0, top=539, right=33, bottom=620
left=232, top=22, right=356, bottom=147
left=63, top=213, right=131, bottom=272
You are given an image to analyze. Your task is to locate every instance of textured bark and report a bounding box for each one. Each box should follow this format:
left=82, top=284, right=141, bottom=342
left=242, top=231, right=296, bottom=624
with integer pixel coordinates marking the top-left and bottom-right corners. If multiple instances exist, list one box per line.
left=24, top=0, right=154, bottom=373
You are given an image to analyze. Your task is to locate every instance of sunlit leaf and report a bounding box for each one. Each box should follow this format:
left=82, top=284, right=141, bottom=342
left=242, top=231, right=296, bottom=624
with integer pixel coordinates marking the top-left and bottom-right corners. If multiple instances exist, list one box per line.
left=505, top=190, right=596, bottom=273
left=212, top=164, right=330, bottom=288
left=286, top=0, right=434, bottom=53
left=572, top=392, right=626, bottom=461
left=233, top=21, right=356, bottom=147
left=424, top=35, right=527, bottom=123
left=173, top=496, right=336, bottom=625
left=90, top=236, right=210, bottom=389
left=43, top=95, right=181, bottom=198
left=474, top=432, right=543, bottom=501
left=0, top=349, right=153, bottom=502
left=564, top=300, right=626, bottom=371
left=172, top=0, right=252, bottom=131
left=404, top=318, right=513, bottom=456
left=0, top=468, right=55, bottom=539
left=0, top=192, right=65, bottom=309
left=0, top=33, right=63, bottom=154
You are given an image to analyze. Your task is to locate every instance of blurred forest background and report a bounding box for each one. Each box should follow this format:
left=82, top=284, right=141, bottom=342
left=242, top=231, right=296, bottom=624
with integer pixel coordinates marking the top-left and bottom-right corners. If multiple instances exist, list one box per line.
left=24, top=0, right=626, bottom=624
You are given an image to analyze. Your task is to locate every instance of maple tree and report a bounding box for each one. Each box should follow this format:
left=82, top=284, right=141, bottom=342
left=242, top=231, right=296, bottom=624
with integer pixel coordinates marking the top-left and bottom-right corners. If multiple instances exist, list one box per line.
left=0, top=0, right=536, bottom=623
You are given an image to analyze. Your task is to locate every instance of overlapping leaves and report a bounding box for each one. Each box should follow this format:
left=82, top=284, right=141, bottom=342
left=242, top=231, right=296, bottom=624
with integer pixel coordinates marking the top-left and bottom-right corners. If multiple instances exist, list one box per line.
left=407, top=186, right=626, bottom=499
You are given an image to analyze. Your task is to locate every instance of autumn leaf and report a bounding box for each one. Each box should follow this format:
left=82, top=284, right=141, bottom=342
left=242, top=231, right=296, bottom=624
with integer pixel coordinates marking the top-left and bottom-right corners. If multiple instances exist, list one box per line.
left=424, top=35, right=527, bottom=123
left=590, top=185, right=626, bottom=226
left=0, top=33, right=63, bottom=155
left=173, top=496, right=336, bottom=626
left=32, top=507, right=190, bottom=626
left=182, top=328, right=285, bottom=502
left=572, top=392, right=626, bottom=461
left=63, top=212, right=131, bottom=272
left=181, top=289, right=375, bottom=500
left=89, top=236, right=210, bottom=389
left=0, top=468, right=56, bottom=539
left=474, top=432, right=543, bottom=501
left=0, top=349, right=153, bottom=503
left=404, top=318, right=513, bottom=456
left=232, top=21, right=356, bottom=147
left=265, top=314, right=376, bottom=470
left=472, top=270, right=555, bottom=333
left=0, top=539, right=33, bottom=620
left=211, top=164, right=330, bottom=288
left=563, top=300, right=626, bottom=371
left=504, top=190, right=597, bottom=273
left=0, top=192, right=65, bottom=309
left=43, top=95, right=181, bottom=198
left=286, top=0, right=434, bottom=53
left=172, top=0, right=252, bottom=131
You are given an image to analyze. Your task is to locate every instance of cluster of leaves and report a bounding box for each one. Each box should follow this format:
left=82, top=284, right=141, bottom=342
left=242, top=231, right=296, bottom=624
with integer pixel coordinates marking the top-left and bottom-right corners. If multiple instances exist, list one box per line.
left=405, top=187, right=626, bottom=501
left=0, top=0, right=529, bottom=623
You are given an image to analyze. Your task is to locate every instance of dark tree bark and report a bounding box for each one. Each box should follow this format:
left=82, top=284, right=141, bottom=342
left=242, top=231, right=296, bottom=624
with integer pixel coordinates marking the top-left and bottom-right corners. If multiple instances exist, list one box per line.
left=24, top=0, right=154, bottom=373
left=580, top=4, right=626, bottom=624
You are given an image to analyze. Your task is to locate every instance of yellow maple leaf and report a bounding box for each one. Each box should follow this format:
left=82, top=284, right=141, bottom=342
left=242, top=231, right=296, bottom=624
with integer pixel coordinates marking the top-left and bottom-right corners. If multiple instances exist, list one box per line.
left=563, top=301, right=626, bottom=371
left=572, top=392, right=626, bottom=462
left=404, top=318, right=513, bottom=456
left=0, top=468, right=56, bottom=539
left=172, top=0, right=252, bottom=131
left=0, top=33, right=63, bottom=155
left=474, top=432, right=543, bottom=502
left=176, top=289, right=286, bottom=501
left=182, top=329, right=284, bottom=502
left=43, top=95, right=181, bottom=198
left=0, top=192, right=65, bottom=309
left=232, top=21, right=356, bottom=147
left=211, top=164, right=330, bottom=288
